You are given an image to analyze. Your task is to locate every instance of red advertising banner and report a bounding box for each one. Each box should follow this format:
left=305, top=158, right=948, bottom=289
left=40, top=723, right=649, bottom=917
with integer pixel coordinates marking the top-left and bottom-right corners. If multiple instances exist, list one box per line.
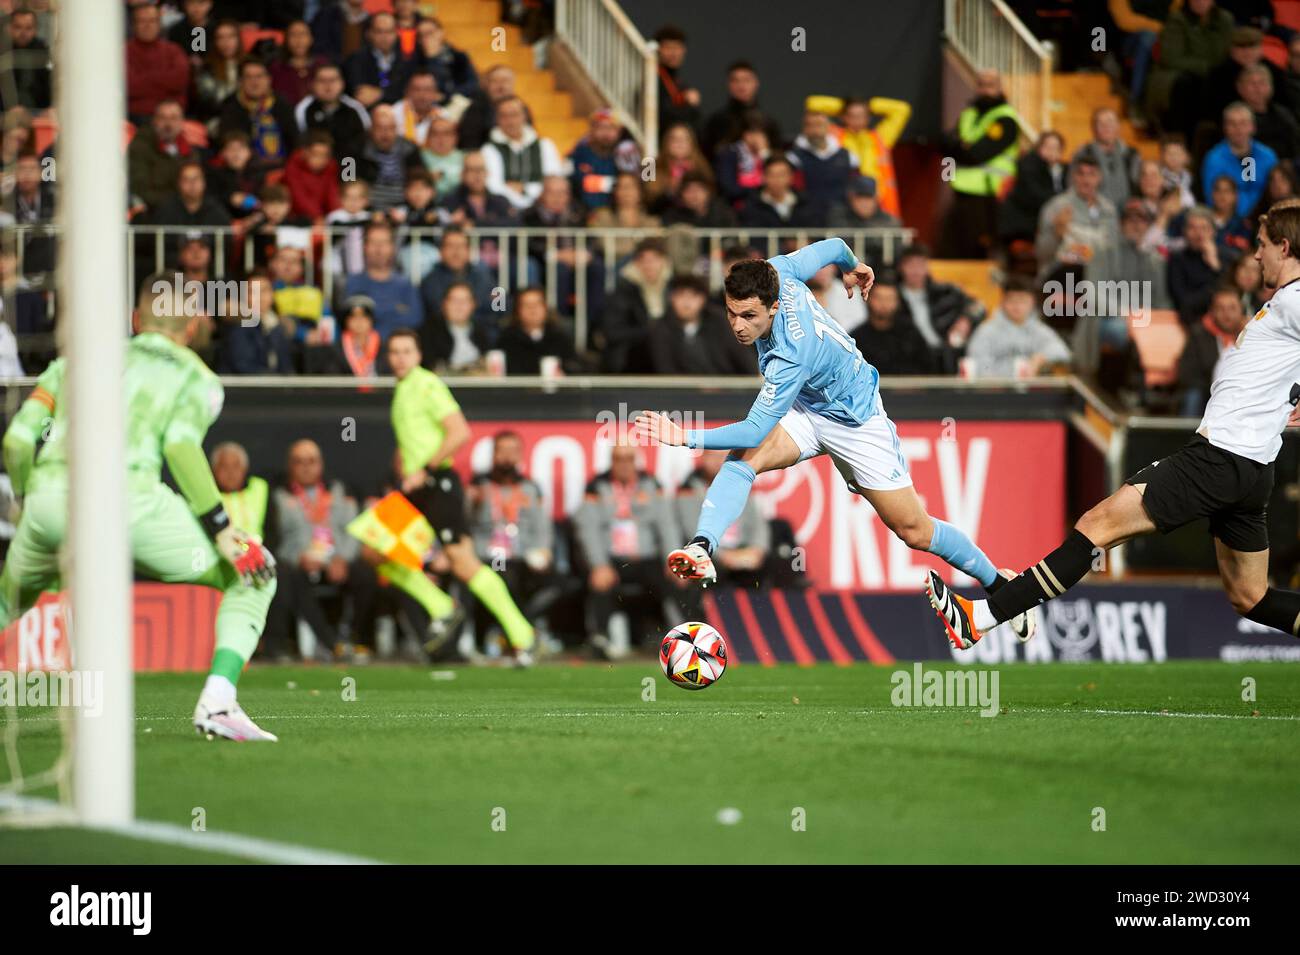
left=0, top=419, right=1065, bottom=671
left=452, top=418, right=1067, bottom=591
left=0, top=584, right=218, bottom=672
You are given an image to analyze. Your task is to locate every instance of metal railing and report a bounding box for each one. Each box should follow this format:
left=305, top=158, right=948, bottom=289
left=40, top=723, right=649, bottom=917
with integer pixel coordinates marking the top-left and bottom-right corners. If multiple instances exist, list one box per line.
left=7, top=223, right=916, bottom=353
left=554, top=0, right=659, bottom=156
left=944, top=0, right=1052, bottom=140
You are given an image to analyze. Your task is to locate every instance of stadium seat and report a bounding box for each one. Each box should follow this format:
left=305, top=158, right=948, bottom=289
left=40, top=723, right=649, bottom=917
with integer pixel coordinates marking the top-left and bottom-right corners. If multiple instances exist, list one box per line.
left=30, top=115, right=56, bottom=154
left=241, top=26, right=284, bottom=52
left=1277, top=0, right=1300, bottom=31
left=182, top=120, right=209, bottom=150
left=1129, top=309, right=1185, bottom=388
left=1264, top=35, right=1288, bottom=69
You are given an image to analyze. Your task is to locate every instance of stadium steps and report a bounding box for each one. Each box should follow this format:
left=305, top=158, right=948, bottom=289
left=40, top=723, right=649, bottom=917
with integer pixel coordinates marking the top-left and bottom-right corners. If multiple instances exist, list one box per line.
left=928, top=260, right=1002, bottom=318
left=437, top=0, right=588, bottom=155
left=1049, top=72, right=1158, bottom=161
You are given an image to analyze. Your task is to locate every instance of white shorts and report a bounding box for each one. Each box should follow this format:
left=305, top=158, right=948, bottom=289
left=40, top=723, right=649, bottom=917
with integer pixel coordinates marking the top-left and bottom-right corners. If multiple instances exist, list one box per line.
left=778, top=400, right=913, bottom=493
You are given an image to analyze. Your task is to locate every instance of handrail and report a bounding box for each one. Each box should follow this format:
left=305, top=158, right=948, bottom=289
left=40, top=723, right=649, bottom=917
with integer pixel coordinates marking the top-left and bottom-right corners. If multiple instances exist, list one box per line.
left=944, top=0, right=1053, bottom=140
left=6, top=222, right=917, bottom=353
left=0, top=374, right=1079, bottom=391
left=554, top=0, right=659, bottom=156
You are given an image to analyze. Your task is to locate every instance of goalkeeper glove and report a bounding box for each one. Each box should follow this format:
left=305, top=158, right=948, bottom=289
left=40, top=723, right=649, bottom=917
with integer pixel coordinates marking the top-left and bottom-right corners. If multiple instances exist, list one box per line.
left=199, top=504, right=277, bottom=587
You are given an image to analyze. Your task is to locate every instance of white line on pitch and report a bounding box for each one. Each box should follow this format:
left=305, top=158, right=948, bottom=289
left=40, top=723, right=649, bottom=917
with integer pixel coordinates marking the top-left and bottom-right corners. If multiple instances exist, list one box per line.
left=0, top=793, right=384, bottom=864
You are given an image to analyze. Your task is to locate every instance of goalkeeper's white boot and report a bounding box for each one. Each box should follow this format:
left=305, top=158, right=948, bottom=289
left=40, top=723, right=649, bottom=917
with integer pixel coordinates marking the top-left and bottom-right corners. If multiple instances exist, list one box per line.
left=194, top=694, right=279, bottom=742
left=667, top=541, right=717, bottom=587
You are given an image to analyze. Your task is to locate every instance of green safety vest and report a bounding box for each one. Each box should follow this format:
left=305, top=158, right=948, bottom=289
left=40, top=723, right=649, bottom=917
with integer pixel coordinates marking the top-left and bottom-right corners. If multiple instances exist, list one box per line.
left=221, top=476, right=269, bottom=540
left=951, top=102, right=1023, bottom=197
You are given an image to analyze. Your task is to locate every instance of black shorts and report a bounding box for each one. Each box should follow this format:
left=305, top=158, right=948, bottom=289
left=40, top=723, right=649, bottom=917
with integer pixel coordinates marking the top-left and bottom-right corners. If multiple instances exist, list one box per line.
left=1126, top=434, right=1274, bottom=552
left=406, top=468, right=470, bottom=545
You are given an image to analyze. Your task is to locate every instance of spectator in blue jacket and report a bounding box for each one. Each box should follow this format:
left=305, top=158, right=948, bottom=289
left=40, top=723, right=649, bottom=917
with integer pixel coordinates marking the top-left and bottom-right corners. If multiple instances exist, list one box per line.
left=418, top=226, right=496, bottom=326
left=568, top=108, right=641, bottom=211
left=342, top=220, right=424, bottom=339
left=342, top=12, right=414, bottom=108
left=219, top=272, right=294, bottom=374
left=310, top=0, right=371, bottom=62
left=787, top=110, right=858, bottom=210
left=1201, top=102, right=1277, bottom=218
left=412, top=16, right=479, bottom=100
left=737, top=155, right=823, bottom=228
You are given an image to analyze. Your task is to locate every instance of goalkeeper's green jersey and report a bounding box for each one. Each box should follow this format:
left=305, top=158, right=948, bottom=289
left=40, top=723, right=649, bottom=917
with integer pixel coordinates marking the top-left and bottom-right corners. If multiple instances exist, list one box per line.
left=391, top=366, right=460, bottom=475
left=29, top=332, right=224, bottom=489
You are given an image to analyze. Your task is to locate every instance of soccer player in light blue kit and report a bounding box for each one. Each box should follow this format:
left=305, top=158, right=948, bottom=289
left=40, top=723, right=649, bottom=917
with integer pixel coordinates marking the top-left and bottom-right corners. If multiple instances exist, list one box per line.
left=634, top=239, right=1032, bottom=640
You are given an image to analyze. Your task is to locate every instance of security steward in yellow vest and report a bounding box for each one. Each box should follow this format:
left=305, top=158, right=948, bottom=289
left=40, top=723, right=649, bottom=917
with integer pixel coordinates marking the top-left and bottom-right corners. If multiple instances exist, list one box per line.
left=945, top=68, right=1023, bottom=258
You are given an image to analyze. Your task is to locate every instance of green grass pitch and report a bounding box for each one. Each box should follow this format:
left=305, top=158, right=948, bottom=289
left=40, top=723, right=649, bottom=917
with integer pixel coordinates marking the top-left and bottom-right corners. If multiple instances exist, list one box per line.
left=3, top=661, right=1298, bottom=864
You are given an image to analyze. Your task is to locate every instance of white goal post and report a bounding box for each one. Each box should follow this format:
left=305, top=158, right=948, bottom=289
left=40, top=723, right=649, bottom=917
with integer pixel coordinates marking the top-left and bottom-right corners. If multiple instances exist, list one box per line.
left=58, top=0, right=133, bottom=825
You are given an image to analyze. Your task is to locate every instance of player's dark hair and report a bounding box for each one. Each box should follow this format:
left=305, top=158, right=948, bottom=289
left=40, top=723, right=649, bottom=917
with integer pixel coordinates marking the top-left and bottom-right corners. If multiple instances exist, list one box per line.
left=724, top=259, right=780, bottom=307
left=1260, top=200, right=1300, bottom=259
left=762, top=154, right=792, bottom=173
left=727, top=60, right=757, bottom=76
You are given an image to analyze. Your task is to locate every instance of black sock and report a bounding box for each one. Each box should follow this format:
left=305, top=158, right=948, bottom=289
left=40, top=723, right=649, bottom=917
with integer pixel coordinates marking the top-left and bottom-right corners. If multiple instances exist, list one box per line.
left=985, top=573, right=1007, bottom=595
left=987, top=529, right=1098, bottom=623
left=1245, top=588, right=1300, bottom=637
left=688, top=535, right=713, bottom=556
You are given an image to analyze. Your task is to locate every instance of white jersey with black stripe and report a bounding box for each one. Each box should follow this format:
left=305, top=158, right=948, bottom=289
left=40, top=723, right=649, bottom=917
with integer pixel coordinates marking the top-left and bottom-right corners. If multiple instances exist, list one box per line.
left=1198, top=279, right=1300, bottom=464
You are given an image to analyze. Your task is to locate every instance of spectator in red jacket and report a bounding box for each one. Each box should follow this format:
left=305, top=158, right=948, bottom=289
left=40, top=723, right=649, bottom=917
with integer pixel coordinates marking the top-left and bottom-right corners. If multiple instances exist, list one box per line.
left=284, top=130, right=340, bottom=222
left=126, top=2, right=191, bottom=123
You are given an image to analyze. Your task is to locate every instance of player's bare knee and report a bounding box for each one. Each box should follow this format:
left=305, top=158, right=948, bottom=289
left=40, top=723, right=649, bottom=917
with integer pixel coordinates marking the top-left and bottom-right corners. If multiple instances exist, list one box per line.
left=894, top=520, right=931, bottom=550
left=1228, top=583, right=1267, bottom=616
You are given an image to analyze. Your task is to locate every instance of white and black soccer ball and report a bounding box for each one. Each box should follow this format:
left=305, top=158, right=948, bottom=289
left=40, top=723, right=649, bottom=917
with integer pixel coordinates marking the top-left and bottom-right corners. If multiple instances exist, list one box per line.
left=659, top=621, right=728, bottom=690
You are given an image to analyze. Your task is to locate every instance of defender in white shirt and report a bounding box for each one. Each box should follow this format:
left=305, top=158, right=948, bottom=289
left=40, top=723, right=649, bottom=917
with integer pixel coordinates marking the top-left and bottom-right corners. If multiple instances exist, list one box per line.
left=928, top=200, right=1300, bottom=650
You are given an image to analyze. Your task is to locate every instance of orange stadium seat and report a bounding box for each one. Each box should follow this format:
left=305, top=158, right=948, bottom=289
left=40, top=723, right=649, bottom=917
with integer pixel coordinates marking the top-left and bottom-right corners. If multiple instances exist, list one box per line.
left=1129, top=309, right=1185, bottom=388
left=1263, top=36, right=1288, bottom=69
left=241, top=26, right=284, bottom=52
left=1276, top=0, right=1300, bottom=31
left=30, top=115, right=56, bottom=154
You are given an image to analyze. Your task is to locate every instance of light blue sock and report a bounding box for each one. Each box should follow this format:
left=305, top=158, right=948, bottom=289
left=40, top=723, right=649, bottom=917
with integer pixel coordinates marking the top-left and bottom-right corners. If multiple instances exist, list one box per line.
left=694, top=460, right=757, bottom=552
left=927, top=519, right=999, bottom=588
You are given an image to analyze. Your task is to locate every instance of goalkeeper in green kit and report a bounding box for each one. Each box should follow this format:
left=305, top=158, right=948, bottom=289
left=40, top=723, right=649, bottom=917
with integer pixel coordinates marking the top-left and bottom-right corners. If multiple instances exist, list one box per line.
left=0, top=275, right=279, bottom=742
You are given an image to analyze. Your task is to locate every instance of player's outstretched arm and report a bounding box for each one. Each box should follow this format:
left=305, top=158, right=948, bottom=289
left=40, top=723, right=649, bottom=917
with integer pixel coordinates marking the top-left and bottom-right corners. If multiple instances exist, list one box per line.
left=635, top=357, right=804, bottom=451
left=3, top=361, right=62, bottom=499
left=165, top=439, right=275, bottom=587
left=2, top=391, right=52, bottom=499
left=773, top=237, right=863, bottom=285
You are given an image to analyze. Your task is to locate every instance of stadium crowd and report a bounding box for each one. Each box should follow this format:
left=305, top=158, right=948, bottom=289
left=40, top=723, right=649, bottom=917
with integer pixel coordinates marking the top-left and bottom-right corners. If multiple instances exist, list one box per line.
left=0, top=1, right=1295, bottom=414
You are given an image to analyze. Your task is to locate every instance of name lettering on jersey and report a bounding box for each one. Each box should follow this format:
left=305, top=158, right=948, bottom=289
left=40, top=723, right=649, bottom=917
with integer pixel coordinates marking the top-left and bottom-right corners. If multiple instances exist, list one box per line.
left=781, top=279, right=808, bottom=340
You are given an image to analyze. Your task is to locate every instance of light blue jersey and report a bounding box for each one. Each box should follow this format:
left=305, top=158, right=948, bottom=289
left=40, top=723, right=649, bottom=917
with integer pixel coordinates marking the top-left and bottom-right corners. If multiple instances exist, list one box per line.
left=686, top=238, right=879, bottom=450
